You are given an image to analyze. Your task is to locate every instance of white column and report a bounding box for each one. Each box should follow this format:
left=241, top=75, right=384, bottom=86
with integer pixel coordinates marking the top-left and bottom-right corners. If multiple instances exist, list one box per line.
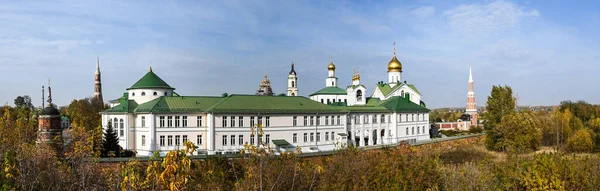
left=207, top=113, right=215, bottom=154
left=149, top=115, right=156, bottom=156
left=359, top=116, right=365, bottom=147
left=368, top=124, right=373, bottom=146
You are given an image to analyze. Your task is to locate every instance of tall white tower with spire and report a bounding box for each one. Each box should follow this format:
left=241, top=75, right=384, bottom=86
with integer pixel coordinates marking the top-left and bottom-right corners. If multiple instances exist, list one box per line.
left=466, top=65, right=478, bottom=127
left=326, top=57, right=338, bottom=87
left=287, top=61, right=298, bottom=96
left=94, top=57, right=103, bottom=103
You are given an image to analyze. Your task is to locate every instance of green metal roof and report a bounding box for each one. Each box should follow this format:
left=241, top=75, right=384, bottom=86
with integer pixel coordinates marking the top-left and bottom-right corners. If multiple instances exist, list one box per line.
left=309, top=87, right=347, bottom=96
left=127, top=70, right=175, bottom=90
left=208, top=95, right=344, bottom=114
left=365, top=97, right=381, bottom=106
left=104, top=100, right=138, bottom=113
left=347, top=84, right=366, bottom=90
left=375, top=83, right=421, bottom=97
left=134, top=96, right=224, bottom=113
left=379, top=96, right=430, bottom=113
left=272, top=139, right=291, bottom=147
left=407, top=84, right=421, bottom=95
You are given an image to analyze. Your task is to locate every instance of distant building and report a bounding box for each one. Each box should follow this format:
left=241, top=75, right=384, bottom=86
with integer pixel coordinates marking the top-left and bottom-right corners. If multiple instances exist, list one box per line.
left=61, top=116, right=71, bottom=129
left=287, top=62, right=298, bottom=96
left=94, top=57, right=104, bottom=103
left=256, top=74, right=274, bottom=96
left=437, top=66, right=478, bottom=131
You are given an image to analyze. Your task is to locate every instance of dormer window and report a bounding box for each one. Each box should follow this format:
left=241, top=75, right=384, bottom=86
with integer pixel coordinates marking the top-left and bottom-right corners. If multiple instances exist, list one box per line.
left=141, top=92, right=146, bottom=96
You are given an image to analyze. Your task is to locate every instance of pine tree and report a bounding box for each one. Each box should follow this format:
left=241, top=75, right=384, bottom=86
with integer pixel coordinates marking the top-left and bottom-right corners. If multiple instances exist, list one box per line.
left=102, top=123, right=120, bottom=157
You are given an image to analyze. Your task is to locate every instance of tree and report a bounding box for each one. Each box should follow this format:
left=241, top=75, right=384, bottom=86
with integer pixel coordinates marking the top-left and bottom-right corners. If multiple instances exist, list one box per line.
left=13, top=96, right=24, bottom=108
left=486, top=111, right=542, bottom=153
left=566, top=129, right=595, bottom=153
left=485, top=85, right=516, bottom=130
left=101, top=123, right=120, bottom=157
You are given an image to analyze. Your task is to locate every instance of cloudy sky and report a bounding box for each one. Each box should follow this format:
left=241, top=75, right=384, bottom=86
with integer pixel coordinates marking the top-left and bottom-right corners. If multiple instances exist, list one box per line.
left=0, top=0, right=599, bottom=108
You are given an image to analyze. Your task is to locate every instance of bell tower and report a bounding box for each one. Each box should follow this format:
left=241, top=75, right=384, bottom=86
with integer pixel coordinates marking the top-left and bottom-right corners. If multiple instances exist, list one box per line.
left=287, top=62, right=298, bottom=96
left=94, top=57, right=104, bottom=103
left=37, top=80, right=63, bottom=157
left=466, top=65, right=478, bottom=127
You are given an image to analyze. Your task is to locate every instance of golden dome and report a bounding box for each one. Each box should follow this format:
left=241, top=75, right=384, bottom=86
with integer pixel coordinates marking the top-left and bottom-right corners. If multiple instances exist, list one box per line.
left=352, top=74, right=360, bottom=81
left=388, top=55, right=402, bottom=72
left=328, top=61, right=335, bottom=71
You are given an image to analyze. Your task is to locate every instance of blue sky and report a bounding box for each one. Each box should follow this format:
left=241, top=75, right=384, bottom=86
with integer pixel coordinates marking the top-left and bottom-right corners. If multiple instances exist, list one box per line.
left=0, top=0, right=599, bottom=108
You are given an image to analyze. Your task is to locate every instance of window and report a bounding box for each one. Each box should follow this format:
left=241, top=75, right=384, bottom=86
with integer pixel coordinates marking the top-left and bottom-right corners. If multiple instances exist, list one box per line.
left=250, top=135, right=255, bottom=145
left=259, top=135, right=263, bottom=144
left=182, top=116, right=187, bottom=127
left=142, top=135, right=146, bottom=146
left=303, top=116, right=308, bottom=126
left=222, top=135, right=227, bottom=146
left=231, top=116, right=235, bottom=127
left=381, top=115, right=385, bottom=123
left=239, top=116, right=244, bottom=127
left=373, top=115, right=377, bottom=124
left=168, top=136, right=173, bottom=146
left=239, top=135, right=244, bottom=145
left=153, top=92, right=157, bottom=96
left=292, top=81, right=295, bottom=87
left=231, top=135, right=236, bottom=146
left=310, top=116, right=314, bottom=126
left=317, top=132, right=321, bottom=142
left=304, top=133, right=308, bottom=143
left=119, top=119, right=124, bottom=136
left=107, top=119, right=112, bottom=128
left=197, top=135, right=202, bottom=145
left=354, top=115, right=360, bottom=124
left=321, top=99, right=324, bottom=103
left=250, top=117, right=255, bottom=127
left=331, top=116, right=334, bottom=125
left=325, top=116, right=329, bottom=125
left=406, top=128, right=409, bottom=135
left=356, top=90, right=363, bottom=102
left=412, top=127, right=415, bottom=135
left=183, top=135, right=188, bottom=144
left=265, top=116, right=270, bottom=127
left=141, top=116, right=146, bottom=127
left=293, top=116, right=297, bottom=126
left=325, top=132, right=329, bottom=141
left=337, top=116, right=341, bottom=125
left=164, top=92, right=168, bottom=96
left=266, top=134, right=270, bottom=145
left=141, top=92, right=146, bottom=96
left=344, top=99, right=347, bottom=102
left=331, top=132, right=334, bottom=140
left=222, top=116, right=227, bottom=127
left=316, top=116, right=320, bottom=126
left=132, top=93, right=135, bottom=96
left=160, top=136, right=165, bottom=146
left=363, top=115, right=368, bottom=124
left=388, top=116, right=391, bottom=123
left=175, top=116, right=180, bottom=127
left=160, top=116, right=165, bottom=127
left=258, top=117, right=263, bottom=126
left=197, top=116, right=202, bottom=127
left=175, top=135, right=181, bottom=146
left=310, top=133, right=314, bottom=142
left=293, top=133, right=297, bottom=143
left=113, top=118, right=118, bottom=134
left=167, top=116, right=173, bottom=127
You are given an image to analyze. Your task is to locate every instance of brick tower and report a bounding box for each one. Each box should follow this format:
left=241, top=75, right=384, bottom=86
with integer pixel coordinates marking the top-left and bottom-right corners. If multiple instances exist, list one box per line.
left=37, top=82, right=63, bottom=156
left=94, top=57, right=104, bottom=103
left=465, top=65, right=478, bottom=127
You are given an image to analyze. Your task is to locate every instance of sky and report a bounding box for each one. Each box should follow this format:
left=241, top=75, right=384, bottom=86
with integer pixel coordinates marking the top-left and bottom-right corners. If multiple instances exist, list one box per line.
left=0, top=0, right=599, bottom=109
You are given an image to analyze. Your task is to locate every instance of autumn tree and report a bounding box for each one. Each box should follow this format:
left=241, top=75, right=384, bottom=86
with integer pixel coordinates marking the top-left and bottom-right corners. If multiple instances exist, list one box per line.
left=66, top=97, right=106, bottom=152
left=486, top=111, right=542, bottom=153
left=566, top=129, right=595, bottom=153
left=485, top=85, right=516, bottom=151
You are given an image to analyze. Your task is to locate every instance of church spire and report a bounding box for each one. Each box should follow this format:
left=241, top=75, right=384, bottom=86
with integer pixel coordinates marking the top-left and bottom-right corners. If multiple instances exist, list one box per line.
left=47, top=78, right=52, bottom=106
left=469, top=65, right=473, bottom=82
left=94, top=57, right=104, bottom=103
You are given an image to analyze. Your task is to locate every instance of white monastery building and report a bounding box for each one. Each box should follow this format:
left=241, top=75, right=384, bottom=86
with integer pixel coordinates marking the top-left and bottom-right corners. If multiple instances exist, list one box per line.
left=101, top=44, right=431, bottom=156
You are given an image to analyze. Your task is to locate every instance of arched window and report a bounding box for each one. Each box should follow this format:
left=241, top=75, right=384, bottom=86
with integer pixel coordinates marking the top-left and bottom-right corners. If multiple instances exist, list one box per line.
left=119, top=119, right=124, bottom=136
left=401, top=90, right=404, bottom=97
left=164, top=92, right=168, bottom=96
left=132, top=93, right=135, bottom=96
left=406, top=127, right=409, bottom=135
left=356, top=90, right=363, bottom=102
left=141, top=92, right=146, bottom=96
left=417, top=127, right=420, bottom=134
left=153, top=92, right=157, bottom=96
left=291, top=93, right=295, bottom=96
left=291, top=81, right=295, bottom=87
left=113, top=118, right=118, bottom=135
left=331, top=81, right=334, bottom=86
left=412, top=127, right=414, bottom=135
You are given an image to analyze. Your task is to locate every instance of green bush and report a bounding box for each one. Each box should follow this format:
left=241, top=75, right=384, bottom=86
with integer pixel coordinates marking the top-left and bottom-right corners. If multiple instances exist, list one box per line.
left=469, top=126, right=483, bottom=134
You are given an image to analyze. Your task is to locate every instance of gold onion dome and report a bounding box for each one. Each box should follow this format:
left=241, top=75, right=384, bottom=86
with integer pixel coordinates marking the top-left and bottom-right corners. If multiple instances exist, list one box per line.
left=388, top=55, right=402, bottom=72
left=328, top=61, right=335, bottom=71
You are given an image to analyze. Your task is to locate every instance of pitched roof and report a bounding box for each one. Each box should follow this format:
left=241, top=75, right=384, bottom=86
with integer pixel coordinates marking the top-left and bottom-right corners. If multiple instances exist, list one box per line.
left=379, top=96, right=430, bottom=113
left=375, top=82, right=421, bottom=97
left=127, top=70, right=175, bottom=90
left=208, top=95, right=345, bottom=114
left=134, top=96, right=224, bottom=113
left=309, top=87, right=347, bottom=96
left=104, top=100, right=138, bottom=113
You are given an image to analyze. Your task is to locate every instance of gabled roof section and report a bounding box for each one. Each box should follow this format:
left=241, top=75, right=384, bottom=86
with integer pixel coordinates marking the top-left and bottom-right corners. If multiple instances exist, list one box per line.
left=127, top=69, right=175, bottom=90
left=375, top=82, right=422, bottom=97
left=104, top=100, right=138, bottom=113
left=134, top=96, right=224, bottom=113
left=379, top=96, right=430, bottom=113
left=365, top=97, right=381, bottom=106
left=207, top=95, right=344, bottom=114
left=309, top=87, right=347, bottom=96
left=407, top=84, right=421, bottom=95
left=346, top=84, right=366, bottom=90
left=108, top=92, right=129, bottom=103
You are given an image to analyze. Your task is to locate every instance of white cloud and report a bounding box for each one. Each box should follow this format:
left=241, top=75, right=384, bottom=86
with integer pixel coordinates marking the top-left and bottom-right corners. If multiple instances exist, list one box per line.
left=411, top=6, right=436, bottom=18
left=444, top=1, right=539, bottom=34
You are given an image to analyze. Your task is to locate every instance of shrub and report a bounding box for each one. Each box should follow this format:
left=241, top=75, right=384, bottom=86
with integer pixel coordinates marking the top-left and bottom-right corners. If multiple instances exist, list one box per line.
left=566, top=129, right=595, bottom=153
left=469, top=126, right=483, bottom=134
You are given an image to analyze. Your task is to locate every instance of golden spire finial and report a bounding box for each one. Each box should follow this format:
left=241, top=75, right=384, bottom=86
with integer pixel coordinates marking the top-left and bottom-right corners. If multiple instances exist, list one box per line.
left=393, top=41, right=396, bottom=56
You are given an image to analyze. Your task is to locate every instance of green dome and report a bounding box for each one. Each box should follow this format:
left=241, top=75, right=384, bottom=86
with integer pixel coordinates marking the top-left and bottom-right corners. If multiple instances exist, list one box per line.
left=127, top=68, right=175, bottom=90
